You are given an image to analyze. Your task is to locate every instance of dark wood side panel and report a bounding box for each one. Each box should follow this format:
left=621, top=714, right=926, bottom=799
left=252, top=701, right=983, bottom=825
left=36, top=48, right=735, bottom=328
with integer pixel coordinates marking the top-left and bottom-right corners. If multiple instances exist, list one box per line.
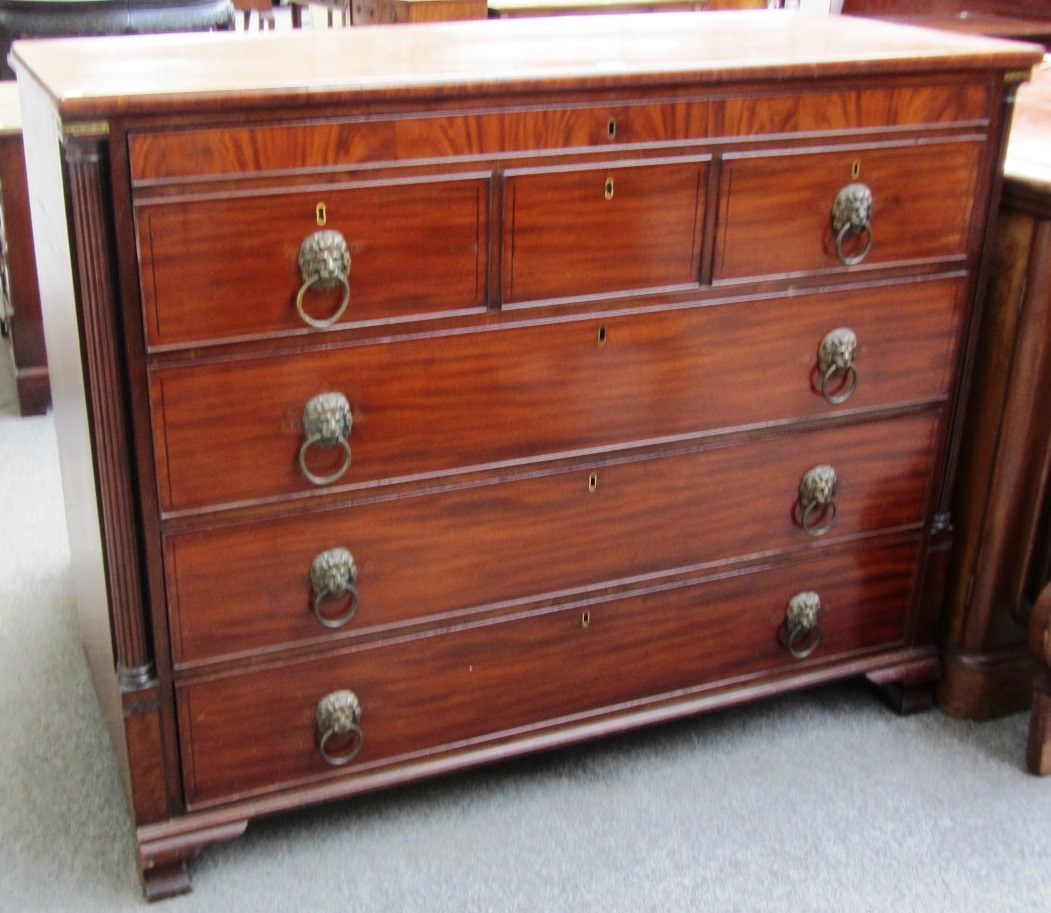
left=178, top=539, right=919, bottom=806
left=136, top=175, right=490, bottom=347
left=149, top=277, right=965, bottom=514
left=167, top=410, right=941, bottom=665
left=714, top=140, right=983, bottom=281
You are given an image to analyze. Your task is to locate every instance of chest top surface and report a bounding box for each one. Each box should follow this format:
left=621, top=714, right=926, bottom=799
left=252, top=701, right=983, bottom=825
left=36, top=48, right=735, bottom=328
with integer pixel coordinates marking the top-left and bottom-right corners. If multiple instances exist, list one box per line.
left=9, top=11, right=1044, bottom=120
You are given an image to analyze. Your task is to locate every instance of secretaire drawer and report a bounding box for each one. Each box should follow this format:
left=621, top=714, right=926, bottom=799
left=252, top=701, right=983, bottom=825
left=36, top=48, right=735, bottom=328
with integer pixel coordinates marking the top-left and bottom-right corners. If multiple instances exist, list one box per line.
left=501, top=157, right=708, bottom=304
left=166, top=411, right=940, bottom=665
left=126, top=83, right=989, bottom=183
left=177, top=539, right=919, bottom=806
left=135, top=175, right=490, bottom=347
left=149, top=277, right=964, bottom=513
left=714, top=140, right=983, bottom=282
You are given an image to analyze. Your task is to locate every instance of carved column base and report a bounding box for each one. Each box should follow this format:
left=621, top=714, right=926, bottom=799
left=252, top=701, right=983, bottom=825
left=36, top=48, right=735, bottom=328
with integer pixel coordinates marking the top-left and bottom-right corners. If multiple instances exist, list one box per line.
left=937, top=646, right=1036, bottom=720
left=1027, top=584, right=1051, bottom=775
left=1028, top=673, right=1051, bottom=775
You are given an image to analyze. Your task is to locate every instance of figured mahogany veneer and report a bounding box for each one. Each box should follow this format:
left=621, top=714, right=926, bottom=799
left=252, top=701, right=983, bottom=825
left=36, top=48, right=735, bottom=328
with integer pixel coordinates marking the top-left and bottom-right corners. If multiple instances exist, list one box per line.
left=167, top=410, right=941, bottom=666
left=714, top=140, right=981, bottom=281
left=137, top=176, right=491, bottom=346
left=179, top=539, right=920, bottom=807
left=12, top=11, right=1041, bottom=899
left=151, top=279, right=964, bottom=514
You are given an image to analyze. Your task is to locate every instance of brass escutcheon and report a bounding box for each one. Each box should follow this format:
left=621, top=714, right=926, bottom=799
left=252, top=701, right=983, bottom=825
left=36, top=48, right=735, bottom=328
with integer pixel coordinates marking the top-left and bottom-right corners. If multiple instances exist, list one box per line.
left=604, top=177, right=615, bottom=200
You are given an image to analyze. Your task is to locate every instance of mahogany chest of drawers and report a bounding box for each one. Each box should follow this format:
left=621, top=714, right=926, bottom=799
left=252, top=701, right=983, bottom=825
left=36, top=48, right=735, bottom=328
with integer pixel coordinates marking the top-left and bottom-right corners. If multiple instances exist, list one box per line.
left=11, top=11, right=1041, bottom=898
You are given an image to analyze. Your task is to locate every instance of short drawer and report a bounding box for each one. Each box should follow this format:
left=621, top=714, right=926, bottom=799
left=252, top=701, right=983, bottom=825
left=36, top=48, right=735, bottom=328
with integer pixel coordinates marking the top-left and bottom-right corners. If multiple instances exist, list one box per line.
left=714, top=140, right=983, bottom=281
left=177, top=539, right=919, bottom=806
left=149, top=277, right=964, bottom=513
left=135, top=175, right=489, bottom=347
left=501, top=157, right=708, bottom=304
left=166, top=411, right=939, bottom=665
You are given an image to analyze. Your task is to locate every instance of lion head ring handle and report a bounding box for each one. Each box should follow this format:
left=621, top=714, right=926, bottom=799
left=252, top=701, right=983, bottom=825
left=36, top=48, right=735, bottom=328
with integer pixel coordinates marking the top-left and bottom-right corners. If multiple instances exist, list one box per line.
left=298, top=392, right=352, bottom=486
left=310, top=547, right=359, bottom=629
left=316, top=690, right=364, bottom=767
left=818, top=328, right=859, bottom=405
left=784, top=591, right=824, bottom=659
left=831, top=183, right=874, bottom=267
left=296, top=230, right=351, bottom=328
left=799, top=465, right=839, bottom=537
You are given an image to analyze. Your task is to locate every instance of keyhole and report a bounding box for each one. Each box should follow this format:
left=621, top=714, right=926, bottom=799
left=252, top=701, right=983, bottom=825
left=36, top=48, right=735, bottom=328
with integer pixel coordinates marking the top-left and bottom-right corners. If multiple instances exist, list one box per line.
left=607, top=118, right=617, bottom=140
left=851, top=160, right=861, bottom=180
left=604, top=177, right=615, bottom=201
left=598, top=326, right=607, bottom=345
left=581, top=610, right=591, bottom=628
left=316, top=202, right=327, bottom=226
left=588, top=473, right=598, bottom=493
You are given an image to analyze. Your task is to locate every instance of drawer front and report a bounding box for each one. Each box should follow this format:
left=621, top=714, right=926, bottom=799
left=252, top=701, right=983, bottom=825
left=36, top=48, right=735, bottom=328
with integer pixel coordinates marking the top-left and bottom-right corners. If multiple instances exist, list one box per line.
left=150, top=278, right=963, bottom=513
left=167, top=411, right=940, bottom=665
left=127, top=84, right=988, bottom=182
left=501, top=158, right=708, bottom=304
left=136, top=176, right=490, bottom=347
left=177, top=540, right=919, bottom=806
left=714, top=141, right=983, bottom=281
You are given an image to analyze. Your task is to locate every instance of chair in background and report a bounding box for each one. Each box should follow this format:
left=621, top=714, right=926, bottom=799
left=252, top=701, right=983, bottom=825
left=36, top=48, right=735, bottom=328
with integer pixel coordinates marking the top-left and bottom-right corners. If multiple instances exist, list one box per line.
left=234, top=0, right=276, bottom=28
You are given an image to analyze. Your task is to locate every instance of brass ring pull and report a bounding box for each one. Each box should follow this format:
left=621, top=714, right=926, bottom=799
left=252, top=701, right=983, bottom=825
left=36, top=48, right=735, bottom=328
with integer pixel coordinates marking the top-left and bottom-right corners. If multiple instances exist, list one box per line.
left=784, top=591, right=823, bottom=659
left=298, top=392, right=353, bottom=486
left=296, top=230, right=351, bottom=328
left=316, top=690, right=364, bottom=767
left=831, top=183, right=874, bottom=267
left=818, top=328, right=859, bottom=405
left=799, top=465, right=838, bottom=537
left=310, top=547, right=360, bottom=629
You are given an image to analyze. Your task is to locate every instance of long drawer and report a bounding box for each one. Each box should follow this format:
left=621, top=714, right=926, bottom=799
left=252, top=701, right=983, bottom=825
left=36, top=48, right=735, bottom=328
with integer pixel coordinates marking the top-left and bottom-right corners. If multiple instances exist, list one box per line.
left=714, top=140, right=982, bottom=281
left=177, top=539, right=919, bottom=807
left=126, top=82, right=989, bottom=182
left=166, top=411, right=940, bottom=666
left=149, top=277, right=964, bottom=513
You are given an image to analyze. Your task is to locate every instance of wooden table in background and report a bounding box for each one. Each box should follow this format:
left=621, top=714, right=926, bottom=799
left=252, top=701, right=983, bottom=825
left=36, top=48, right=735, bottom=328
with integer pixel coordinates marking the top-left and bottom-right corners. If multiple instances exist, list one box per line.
left=488, top=0, right=764, bottom=16
left=0, top=82, right=47, bottom=415
left=937, top=62, right=1051, bottom=775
